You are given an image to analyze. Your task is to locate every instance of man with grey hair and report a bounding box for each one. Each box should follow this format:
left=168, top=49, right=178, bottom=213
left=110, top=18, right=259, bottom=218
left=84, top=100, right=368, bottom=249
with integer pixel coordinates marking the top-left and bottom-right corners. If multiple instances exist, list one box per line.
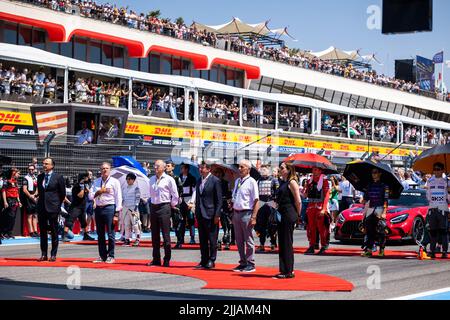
left=148, top=160, right=179, bottom=267
left=231, top=160, right=259, bottom=273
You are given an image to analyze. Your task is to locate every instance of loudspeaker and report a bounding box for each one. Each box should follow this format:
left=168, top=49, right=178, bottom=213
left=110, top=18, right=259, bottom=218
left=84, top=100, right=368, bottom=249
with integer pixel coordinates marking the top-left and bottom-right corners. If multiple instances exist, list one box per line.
left=395, top=59, right=416, bottom=83
left=382, top=0, right=432, bottom=34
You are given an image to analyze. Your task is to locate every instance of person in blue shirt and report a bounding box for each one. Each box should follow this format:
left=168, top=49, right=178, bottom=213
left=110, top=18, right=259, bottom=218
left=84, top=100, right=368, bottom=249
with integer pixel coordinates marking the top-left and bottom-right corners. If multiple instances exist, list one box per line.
left=76, top=121, right=94, bottom=145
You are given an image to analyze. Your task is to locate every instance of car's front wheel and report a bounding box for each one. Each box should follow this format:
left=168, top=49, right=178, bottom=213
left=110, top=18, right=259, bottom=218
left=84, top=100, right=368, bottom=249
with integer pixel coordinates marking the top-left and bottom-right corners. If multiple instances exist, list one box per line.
left=411, top=217, right=425, bottom=244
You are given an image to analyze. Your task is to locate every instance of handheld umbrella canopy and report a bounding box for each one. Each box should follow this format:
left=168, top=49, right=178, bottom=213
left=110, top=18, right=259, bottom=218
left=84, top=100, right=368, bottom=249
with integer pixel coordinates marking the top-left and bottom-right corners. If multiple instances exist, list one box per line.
left=283, top=153, right=338, bottom=174
left=112, top=156, right=146, bottom=175
left=166, top=156, right=200, bottom=180
left=210, top=163, right=240, bottom=182
left=343, top=160, right=404, bottom=199
left=412, top=143, right=450, bottom=174
left=111, top=166, right=150, bottom=199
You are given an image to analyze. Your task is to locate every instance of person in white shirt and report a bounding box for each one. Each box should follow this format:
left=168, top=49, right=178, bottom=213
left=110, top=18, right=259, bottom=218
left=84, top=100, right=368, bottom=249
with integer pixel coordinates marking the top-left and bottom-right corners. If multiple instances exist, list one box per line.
left=338, top=176, right=355, bottom=213
left=89, top=162, right=122, bottom=264
left=120, top=173, right=142, bottom=247
left=425, top=162, right=450, bottom=258
left=147, top=160, right=179, bottom=267
left=231, top=160, right=259, bottom=273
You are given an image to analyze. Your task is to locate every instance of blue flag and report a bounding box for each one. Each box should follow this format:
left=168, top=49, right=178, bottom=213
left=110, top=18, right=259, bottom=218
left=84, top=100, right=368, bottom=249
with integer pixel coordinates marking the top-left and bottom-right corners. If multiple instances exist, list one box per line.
left=433, top=51, right=444, bottom=64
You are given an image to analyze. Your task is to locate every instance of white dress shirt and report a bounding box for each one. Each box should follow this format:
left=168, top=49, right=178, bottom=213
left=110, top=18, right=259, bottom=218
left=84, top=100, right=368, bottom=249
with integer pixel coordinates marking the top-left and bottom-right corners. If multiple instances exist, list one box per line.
left=232, top=175, right=259, bottom=211
left=89, top=175, right=123, bottom=212
left=149, top=173, right=179, bottom=207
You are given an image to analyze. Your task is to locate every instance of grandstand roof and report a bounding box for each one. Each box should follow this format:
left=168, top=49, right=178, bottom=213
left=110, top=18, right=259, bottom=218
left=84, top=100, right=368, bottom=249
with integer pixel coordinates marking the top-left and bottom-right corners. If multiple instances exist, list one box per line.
left=191, top=17, right=295, bottom=46
left=311, top=46, right=354, bottom=60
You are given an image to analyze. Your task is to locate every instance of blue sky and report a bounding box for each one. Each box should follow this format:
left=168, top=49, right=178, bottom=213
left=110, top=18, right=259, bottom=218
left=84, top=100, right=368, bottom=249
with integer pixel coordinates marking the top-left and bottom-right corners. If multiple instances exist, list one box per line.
left=100, top=0, right=450, bottom=89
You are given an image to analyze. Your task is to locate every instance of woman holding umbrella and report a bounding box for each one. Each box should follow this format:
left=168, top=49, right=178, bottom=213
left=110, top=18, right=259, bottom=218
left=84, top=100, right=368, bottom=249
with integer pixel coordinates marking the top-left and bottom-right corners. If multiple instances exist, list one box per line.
left=361, top=168, right=390, bottom=257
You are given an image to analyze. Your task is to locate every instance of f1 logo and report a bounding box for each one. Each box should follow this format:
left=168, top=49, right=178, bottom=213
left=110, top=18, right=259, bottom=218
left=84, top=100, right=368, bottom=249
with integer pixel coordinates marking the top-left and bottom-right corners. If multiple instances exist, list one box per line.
left=1, top=125, right=15, bottom=132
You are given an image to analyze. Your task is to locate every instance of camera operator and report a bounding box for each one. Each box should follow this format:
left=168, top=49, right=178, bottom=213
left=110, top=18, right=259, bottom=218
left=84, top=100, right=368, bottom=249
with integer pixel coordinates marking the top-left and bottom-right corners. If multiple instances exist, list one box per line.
left=62, top=173, right=95, bottom=242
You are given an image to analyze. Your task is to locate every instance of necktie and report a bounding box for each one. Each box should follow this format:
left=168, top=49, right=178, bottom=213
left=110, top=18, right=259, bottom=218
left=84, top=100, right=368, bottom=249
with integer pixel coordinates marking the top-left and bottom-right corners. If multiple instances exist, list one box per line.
left=45, top=174, right=50, bottom=188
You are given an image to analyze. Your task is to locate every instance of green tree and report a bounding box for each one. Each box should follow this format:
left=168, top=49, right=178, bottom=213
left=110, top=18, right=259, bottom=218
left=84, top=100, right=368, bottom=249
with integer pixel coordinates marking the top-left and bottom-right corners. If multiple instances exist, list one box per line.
left=148, top=10, right=161, bottom=18
left=175, top=17, right=185, bottom=26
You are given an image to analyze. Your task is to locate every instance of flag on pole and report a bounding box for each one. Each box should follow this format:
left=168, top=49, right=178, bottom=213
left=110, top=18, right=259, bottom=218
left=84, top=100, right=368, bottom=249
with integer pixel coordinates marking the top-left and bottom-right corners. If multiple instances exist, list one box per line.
left=433, top=51, right=444, bottom=63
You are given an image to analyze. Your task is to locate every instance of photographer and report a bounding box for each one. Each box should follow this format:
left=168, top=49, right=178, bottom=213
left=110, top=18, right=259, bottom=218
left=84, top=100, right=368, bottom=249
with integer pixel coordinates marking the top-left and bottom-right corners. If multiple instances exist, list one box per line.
left=62, top=174, right=95, bottom=242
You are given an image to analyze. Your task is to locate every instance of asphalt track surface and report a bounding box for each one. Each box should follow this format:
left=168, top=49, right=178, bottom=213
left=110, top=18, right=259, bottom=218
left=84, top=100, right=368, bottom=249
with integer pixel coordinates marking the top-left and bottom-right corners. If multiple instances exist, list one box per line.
left=1, top=230, right=450, bottom=300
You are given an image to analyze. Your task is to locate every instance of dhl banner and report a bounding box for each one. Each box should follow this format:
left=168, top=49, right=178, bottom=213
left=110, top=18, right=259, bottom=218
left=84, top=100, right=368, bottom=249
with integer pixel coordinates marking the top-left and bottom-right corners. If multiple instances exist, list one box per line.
left=0, top=110, right=35, bottom=136
left=125, top=122, right=411, bottom=156
left=0, top=110, right=33, bottom=126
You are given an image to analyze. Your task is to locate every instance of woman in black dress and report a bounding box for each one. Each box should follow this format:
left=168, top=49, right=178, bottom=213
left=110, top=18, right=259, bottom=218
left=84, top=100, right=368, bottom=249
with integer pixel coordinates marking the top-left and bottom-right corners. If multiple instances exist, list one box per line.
left=274, top=162, right=302, bottom=279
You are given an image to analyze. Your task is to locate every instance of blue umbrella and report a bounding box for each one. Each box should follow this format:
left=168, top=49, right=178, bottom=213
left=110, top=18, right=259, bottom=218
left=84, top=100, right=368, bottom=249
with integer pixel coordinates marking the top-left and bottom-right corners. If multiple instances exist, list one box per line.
left=112, top=156, right=146, bottom=175
left=166, top=155, right=198, bottom=167
left=166, top=156, right=200, bottom=179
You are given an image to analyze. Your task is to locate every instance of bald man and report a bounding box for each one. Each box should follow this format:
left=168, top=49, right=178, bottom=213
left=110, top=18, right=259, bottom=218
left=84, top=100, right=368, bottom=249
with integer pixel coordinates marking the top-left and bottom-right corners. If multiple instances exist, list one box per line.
left=147, top=160, right=179, bottom=267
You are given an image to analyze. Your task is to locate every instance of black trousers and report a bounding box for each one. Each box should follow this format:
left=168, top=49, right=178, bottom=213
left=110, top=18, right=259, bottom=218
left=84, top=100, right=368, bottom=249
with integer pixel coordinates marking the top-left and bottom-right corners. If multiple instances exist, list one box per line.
left=1, top=199, right=19, bottom=235
left=150, top=203, right=172, bottom=262
left=364, top=214, right=386, bottom=250
left=277, top=213, right=296, bottom=275
left=255, top=204, right=277, bottom=246
left=38, top=211, right=59, bottom=257
left=219, top=209, right=232, bottom=245
left=428, top=209, right=449, bottom=254
left=176, top=201, right=195, bottom=244
left=65, top=207, right=87, bottom=229
left=197, top=215, right=219, bottom=264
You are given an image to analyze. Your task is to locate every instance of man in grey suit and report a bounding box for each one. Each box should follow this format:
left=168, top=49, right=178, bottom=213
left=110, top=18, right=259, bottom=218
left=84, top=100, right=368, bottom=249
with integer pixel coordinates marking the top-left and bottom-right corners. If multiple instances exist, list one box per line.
left=190, top=162, right=222, bottom=269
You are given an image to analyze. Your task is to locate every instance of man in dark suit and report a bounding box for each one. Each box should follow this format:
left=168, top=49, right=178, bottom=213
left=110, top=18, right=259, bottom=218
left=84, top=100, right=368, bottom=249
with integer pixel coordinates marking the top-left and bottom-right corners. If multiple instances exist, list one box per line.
left=36, top=157, right=66, bottom=262
left=191, top=162, right=222, bottom=269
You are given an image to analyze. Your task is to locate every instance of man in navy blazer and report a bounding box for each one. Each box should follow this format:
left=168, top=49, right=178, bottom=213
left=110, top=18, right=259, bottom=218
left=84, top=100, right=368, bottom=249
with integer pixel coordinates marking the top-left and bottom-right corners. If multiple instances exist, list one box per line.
left=191, top=162, right=222, bottom=269
left=36, top=157, right=66, bottom=262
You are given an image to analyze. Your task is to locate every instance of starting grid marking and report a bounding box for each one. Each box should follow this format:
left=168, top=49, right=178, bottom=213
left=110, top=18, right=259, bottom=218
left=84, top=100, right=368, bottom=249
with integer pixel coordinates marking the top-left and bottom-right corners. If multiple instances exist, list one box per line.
left=390, top=287, right=450, bottom=300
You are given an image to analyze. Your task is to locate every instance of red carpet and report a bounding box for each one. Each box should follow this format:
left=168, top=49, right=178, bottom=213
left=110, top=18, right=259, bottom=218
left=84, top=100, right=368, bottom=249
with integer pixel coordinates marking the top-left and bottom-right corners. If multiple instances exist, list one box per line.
left=0, top=257, right=354, bottom=292
left=67, top=241, right=448, bottom=260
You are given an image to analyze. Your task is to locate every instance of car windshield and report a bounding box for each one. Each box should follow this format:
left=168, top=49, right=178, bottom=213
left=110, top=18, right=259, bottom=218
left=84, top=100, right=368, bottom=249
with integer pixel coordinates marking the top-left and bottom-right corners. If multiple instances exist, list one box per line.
left=388, top=192, right=428, bottom=207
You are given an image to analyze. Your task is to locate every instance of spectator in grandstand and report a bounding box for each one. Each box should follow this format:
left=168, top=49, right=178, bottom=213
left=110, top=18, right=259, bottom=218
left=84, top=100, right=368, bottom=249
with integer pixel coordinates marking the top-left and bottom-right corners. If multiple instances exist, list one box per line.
left=133, top=83, right=149, bottom=110
left=33, top=66, right=46, bottom=98
left=120, top=83, right=130, bottom=109
left=76, top=120, right=94, bottom=145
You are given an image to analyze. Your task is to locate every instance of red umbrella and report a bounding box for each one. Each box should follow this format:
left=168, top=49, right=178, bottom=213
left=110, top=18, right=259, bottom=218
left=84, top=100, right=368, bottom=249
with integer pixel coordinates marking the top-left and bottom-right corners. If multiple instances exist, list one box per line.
left=284, top=153, right=338, bottom=174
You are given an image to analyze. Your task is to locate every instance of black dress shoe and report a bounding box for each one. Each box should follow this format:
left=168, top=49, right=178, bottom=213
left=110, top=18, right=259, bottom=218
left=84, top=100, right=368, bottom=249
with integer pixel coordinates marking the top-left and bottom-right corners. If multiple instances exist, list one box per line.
left=174, top=243, right=182, bottom=249
left=49, top=256, right=57, bottom=262
left=195, top=263, right=206, bottom=269
left=147, top=260, right=161, bottom=266
left=38, top=256, right=48, bottom=262
left=163, top=260, right=170, bottom=267
left=304, top=247, right=315, bottom=255
left=205, top=261, right=215, bottom=269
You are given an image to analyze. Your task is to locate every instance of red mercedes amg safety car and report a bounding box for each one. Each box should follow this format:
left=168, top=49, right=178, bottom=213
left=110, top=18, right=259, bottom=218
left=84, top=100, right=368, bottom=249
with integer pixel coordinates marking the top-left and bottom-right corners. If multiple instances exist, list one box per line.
left=334, top=189, right=430, bottom=244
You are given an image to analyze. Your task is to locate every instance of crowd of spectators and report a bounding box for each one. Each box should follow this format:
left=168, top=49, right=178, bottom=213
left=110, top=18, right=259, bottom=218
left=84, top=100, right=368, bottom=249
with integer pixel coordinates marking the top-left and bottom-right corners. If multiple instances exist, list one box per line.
left=68, top=77, right=129, bottom=108
left=374, top=121, right=397, bottom=143
left=0, top=63, right=62, bottom=103
left=199, top=95, right=239, bottom=122
left=278, top=107, right=310, bottom=132
left=16, top=0, right=449, bottom=102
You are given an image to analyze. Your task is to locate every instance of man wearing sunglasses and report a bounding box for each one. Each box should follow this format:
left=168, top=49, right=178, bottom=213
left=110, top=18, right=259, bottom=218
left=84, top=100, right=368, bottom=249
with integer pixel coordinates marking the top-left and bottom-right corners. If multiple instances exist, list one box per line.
left=425, top=162, right=450, bottom=259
